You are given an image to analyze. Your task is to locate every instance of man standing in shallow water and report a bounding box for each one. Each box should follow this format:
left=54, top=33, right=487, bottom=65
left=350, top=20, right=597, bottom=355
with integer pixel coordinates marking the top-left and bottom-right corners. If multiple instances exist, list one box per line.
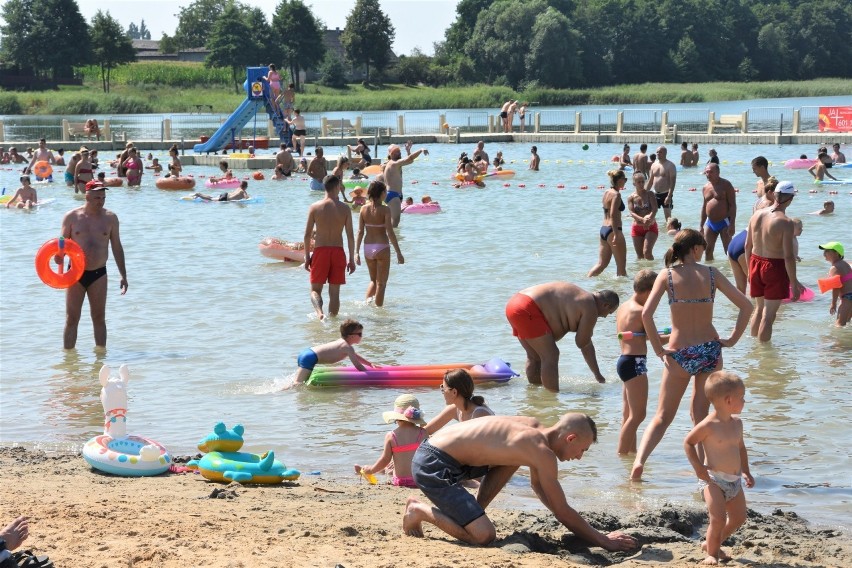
left=383, top=141, right=428, bottom=228
left=646, top=146, right=676, bottom=221
left=403, top=413, right=637, bottom=551
left=505, top=282, right=618, bottom=390
left=59, top=180, right=128, bottom=349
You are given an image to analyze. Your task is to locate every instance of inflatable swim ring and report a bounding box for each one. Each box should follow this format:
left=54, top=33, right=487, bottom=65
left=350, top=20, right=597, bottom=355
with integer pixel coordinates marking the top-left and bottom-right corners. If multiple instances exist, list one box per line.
left=35, top=237, right=85, bottom=289
left=258, top=237, right=306, bottom=262
left=402, top=203, right=441, bottom=214
left=32, top=160, right=53, bottom=180
left=342, top=179, right=370, bottom=190
left=784, top=158, right=817, bottom=169
left=187, top=423, right=300, bottom=484
left=307, top=357, right=518, bottom=387
left=156, top=176, right=196, bottom=190
left=252, top=171, right=265, bottom=180
left=82, top=364, right=172, bottom=477
left=205, top=178, right=241, bottom=189
left=454, top=170, right=516, bottom=183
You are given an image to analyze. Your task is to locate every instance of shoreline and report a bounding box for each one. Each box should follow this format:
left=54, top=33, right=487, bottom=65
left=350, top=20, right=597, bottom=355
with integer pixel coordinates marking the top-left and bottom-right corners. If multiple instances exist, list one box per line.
left=4, top=446, right=849, bottom=568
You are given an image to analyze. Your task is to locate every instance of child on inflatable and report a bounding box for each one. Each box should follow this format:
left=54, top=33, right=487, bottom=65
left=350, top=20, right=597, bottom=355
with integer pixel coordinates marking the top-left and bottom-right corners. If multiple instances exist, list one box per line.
left=818, top=242, right=852, bottom=326
left=293, top=319, right=376, bottom=384
left=4, top=176, right=38, bottom=209
left=353, top=393, right=426, bottom=487
left=208, top=160, right=234, bottom=184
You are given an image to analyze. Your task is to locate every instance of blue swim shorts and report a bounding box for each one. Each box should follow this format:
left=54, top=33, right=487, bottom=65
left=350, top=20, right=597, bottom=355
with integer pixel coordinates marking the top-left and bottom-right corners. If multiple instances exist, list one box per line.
left=309, top=178, right=324, bottom=191
left=385, top=190, right=402, bottom=203
left=297, top=348, right=319, bottom=370
left=412, top=439, right=490, bottom=527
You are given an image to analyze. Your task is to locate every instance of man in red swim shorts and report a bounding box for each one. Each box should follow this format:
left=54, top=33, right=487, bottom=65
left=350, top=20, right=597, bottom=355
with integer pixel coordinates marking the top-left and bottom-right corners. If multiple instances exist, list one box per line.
left=505, top=282, right=619, bottom=391
left=745, top=180, right=803, bottom=342
left=304, top=175, right=355, bottom=320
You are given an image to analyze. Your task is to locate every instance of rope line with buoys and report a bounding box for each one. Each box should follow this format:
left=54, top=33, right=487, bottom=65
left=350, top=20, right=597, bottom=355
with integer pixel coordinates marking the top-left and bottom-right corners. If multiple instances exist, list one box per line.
left=35, top=237, right=86, bottom=289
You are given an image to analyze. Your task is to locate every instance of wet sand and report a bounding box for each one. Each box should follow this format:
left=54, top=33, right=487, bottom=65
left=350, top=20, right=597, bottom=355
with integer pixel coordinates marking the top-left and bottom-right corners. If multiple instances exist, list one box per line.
left=3, top=447, right=849, bottom=567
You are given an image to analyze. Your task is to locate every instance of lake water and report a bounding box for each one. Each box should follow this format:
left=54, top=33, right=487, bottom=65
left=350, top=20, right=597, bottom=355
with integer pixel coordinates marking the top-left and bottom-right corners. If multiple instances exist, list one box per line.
left=1, top=139, right=849, bottom=530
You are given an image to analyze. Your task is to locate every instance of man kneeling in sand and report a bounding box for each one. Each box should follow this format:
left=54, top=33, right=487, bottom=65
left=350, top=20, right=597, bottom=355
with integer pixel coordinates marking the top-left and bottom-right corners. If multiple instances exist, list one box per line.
left=403, top=413, right=637, bottom=552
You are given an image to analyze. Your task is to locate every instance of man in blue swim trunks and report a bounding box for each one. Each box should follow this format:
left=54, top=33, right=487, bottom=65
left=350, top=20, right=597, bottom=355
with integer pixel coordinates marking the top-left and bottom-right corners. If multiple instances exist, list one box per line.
left=307, top=146, right=327, bottom=191
left=383, top=141, right=429, bottom=228
left=403, top=413, right=637, bottom=552
left=700, top=163, right=737, bottom=261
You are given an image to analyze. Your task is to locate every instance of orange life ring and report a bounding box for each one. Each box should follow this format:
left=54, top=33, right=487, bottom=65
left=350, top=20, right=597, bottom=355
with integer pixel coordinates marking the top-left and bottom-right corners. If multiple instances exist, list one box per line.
left=155, top=177, right=196, bottom=190
left=32, top=161, right=53, bottom=178
left=35, top=237, right=86, bottom=289
left=252, top=171, right=265, bottom=180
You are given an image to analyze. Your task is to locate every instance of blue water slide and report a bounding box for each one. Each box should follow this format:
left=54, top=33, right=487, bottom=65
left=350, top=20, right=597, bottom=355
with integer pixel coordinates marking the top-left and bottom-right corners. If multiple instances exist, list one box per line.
left=192, top=98, right=264, bottom=153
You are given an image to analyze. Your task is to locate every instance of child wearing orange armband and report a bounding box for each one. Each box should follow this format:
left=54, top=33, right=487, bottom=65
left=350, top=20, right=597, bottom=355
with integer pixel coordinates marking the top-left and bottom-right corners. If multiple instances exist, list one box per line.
left=818, top=242, right=851, bottom=326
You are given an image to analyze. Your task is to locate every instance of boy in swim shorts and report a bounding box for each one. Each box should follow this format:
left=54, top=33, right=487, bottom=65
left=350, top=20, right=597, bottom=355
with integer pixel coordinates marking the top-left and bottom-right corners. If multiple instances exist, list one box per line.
left=293, top=319, right=376, bottom=384
left=684, top=371, right=754, bottom=565
left=614, top=270, right=667, bottom=455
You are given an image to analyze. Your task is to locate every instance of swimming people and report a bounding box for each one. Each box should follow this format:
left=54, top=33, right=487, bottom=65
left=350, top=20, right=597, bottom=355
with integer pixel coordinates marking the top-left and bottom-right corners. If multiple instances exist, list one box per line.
left=505, top=282, right=619, bottom=390
left=354, top=180, right=404, bottom=307
left=403, top=413, right=637, bottom=551
left=354, top=394, right=426, bottom=488
left=630, top=228, right=752, bottom=481
left=588, top=169, right=628, bottom=277
left=294, top=319, right=375, bottom=384
left=58, top=180, right=128, bottom=349
left=190, top=180, right=249, bottom=202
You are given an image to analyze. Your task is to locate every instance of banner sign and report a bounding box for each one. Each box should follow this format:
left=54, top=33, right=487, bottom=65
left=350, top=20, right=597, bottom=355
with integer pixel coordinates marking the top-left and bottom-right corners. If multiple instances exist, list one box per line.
left=818, top=107, right=852, bottom=132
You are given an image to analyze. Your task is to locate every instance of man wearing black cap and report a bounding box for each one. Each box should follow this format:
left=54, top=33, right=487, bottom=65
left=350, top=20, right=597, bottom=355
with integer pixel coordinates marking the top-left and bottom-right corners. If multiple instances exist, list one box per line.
left=58, top=180, right=128, bottom=349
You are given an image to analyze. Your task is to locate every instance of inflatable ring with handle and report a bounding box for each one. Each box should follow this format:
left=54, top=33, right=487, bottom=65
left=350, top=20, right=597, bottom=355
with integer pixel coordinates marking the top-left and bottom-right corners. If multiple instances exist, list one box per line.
left=35, top=237, right=86, bottom=289
left=32, top=160, right=53, bottom=179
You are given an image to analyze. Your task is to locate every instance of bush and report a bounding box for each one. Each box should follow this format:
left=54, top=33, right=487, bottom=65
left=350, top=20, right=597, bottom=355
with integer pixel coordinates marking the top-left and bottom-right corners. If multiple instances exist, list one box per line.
left=317, top=54, right=347, bottom=89
left=0, top=93, right=22, bottom=115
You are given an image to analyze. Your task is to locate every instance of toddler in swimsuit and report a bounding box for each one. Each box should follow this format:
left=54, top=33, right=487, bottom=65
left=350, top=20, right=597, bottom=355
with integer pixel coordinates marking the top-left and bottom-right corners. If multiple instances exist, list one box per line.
left=684, top=371, right=754, bottom=565
left=354, top=394, right=426, bottom=488
left=819, top=241, right=852, bottom=326
left=293, top=319, right=376, bottom=384
left=614, top=269, right=666, bottom=455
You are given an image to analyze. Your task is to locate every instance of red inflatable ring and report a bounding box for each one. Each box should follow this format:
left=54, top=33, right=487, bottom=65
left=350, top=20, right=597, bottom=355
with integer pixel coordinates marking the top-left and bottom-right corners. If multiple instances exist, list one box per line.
left=35, top=237, right=86, bottom=289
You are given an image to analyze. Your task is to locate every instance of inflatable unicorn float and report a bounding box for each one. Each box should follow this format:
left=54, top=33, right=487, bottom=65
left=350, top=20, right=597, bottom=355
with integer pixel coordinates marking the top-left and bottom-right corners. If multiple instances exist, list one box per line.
left=187, top=422, right=300, bottom=484
left=82, top=364, right=171, bottom=476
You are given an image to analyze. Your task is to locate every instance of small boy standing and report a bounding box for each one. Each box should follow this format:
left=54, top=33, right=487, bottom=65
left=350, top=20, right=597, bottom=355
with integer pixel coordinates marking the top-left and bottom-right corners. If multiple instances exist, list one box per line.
left=615, top=269, right=660, bottom=454
left=294, top=319, right=375, bottom=383
left=819, top=242, right=851, bottom=326
left=684, top=371, right=754, bottom=565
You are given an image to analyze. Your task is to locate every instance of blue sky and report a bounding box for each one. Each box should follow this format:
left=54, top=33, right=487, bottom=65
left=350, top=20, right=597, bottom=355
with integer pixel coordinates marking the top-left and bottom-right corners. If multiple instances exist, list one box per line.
left=77, top=0, right=460, bottom=56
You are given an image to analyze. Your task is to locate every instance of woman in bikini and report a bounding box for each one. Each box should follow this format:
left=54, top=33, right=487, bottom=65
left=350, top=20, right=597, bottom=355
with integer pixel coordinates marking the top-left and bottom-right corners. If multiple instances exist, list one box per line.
left=355, top=180, right=404, bottom=306
left=588, top=169, right=628, bottom=277
left=627, top=171, right=659, bottom=260
left=347, top=139, right=371, bottom=169
left=121, top=148, right=143, bottom=186
left=331, top=156, right=352, bottom=203
left=74, top=149, right=94, bottom=194
left=168, top=145, right=182, bottom=177
left=630, top=229, right=752, bottom=480
left=425, top=369, right=494, bottom=435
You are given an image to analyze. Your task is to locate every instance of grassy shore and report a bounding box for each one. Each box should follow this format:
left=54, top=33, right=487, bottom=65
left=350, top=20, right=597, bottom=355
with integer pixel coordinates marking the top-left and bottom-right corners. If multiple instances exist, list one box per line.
left=1, top=62, right=850, bottom=115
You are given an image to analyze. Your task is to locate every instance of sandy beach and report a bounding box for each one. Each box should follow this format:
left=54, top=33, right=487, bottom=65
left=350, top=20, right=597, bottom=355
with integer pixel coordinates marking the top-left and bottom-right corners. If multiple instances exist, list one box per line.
left=3, top=446, right=849, bottom=568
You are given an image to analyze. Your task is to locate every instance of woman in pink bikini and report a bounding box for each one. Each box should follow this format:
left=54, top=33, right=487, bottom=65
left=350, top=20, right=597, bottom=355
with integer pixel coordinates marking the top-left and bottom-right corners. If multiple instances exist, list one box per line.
left=355, top=180, right=404, bottom=306
left=121, top=148, right=143, bottom=186
left=354, top=394, right=427, bottom=487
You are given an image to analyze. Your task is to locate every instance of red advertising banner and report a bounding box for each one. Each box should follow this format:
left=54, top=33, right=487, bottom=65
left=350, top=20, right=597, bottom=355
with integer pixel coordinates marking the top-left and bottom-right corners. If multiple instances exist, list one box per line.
left=818, top=106, right=852, bottom=132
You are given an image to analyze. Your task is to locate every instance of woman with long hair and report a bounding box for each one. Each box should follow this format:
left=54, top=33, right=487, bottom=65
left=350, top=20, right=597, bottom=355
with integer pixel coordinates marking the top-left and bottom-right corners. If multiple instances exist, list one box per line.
left=355, top=181, right=404, bottom=306
left=589, top=169, right=628, bottom=277
left=630, top=228, right=752, bottom=480
left=425, top=369, right=494, bottom=435
left=627, top=172, right=659, bottom=260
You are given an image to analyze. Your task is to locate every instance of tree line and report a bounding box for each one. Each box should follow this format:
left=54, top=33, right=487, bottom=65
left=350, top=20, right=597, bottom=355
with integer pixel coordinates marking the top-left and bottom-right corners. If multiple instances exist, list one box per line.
left=2, top=0, right=849, bottom=93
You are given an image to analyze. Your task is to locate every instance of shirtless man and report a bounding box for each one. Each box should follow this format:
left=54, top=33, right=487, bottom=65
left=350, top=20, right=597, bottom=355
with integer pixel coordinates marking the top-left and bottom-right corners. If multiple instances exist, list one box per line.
left=472, top=141, right=489, bottom=165
left=307, top=146, right=327, bottom=191
left=679, top=142, right=693, bottom=168
left=745, top=181, right=803, bottom=342
left=505, top=282, right=619, bottom=390
left=384, top=142, right=428, bottom=228
left=25, top=138, right=56, bottom=178
left=280, top=83, right=296, bottom=119
left=287, top=109, right=307, bottom=155
left=807, top=152, right=838, bottom=182
left=831, top=143, right=846, bottom=164
left=529, top=146, right=540, bottom=171
left=632, top=143, right=650, bottom=178
left=303, top=175, right=355, bottom=320
left=691, top=143, right=700, bottom=166
left=499, top=100, right=512, bottom=132
left=700, top=163, right=737, bottom=261
left=403, top=413, right=637, bottom=552
left=74, top=148, right=94, bottom=194
left=645, top=146, right=677, bottom=221
left=58, top=180, right=128, bottom=349
left=276, top=144, right=295, bottom=176
left=507, top=100, right=518, bottom=132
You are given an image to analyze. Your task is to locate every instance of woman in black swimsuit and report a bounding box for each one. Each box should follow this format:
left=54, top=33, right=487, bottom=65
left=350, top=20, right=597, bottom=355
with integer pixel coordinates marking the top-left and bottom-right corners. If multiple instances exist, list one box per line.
left=588, top=169, right=628, bottom=277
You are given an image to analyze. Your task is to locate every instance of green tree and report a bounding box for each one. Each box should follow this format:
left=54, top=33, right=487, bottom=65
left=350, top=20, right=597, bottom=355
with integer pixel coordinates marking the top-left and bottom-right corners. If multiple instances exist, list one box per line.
left=139, top=19, right=151, bottom=40
left=127, top=22, right=140, bottom=39
left=670, top=35, right=704, bottom=82
left=159, top=33, right=178, bottom=54
left=442, top=0, right=493, bottom=58
left=396, top=49, right=432, bottom=86
left=174, top=0, right=231, bottom=49
left=317, top=52, right=346, bottom=88
left=341, top=0, right=395, bottom=84
left=271, top=0, right=326, bottom=91
left=242, top=6, right=276, bottom=68
left=91, top=10, right=136, bottom=93
left=525, top=7, right=582, bottom=88
left=0, top=0, right=90, bottom=81
left=205, top=3, right=254, bottom=92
